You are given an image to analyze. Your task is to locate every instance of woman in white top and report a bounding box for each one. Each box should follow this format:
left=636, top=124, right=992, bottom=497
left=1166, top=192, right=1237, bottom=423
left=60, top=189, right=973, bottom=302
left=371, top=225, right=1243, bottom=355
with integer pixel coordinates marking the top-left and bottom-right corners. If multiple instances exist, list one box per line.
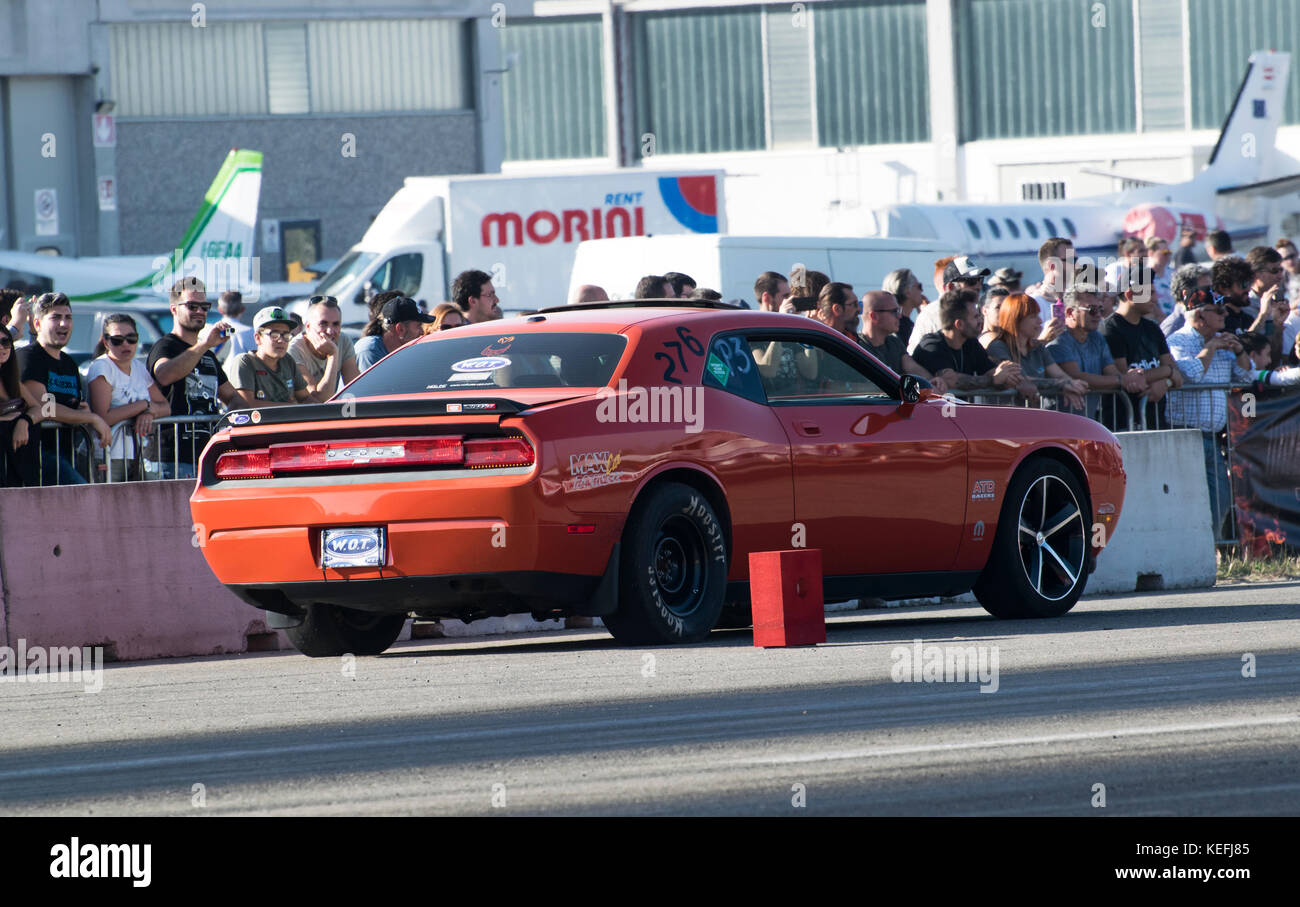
left=87, top=313, right=170, bottom=481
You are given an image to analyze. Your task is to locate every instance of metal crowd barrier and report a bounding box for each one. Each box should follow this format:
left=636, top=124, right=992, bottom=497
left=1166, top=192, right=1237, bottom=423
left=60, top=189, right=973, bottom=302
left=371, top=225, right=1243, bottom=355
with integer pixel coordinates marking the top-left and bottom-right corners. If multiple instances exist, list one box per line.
left=94, top=414, right=224, bottom=484
left=32, top=421, right=99, bottom=486
left=946, top=381, right=1268, bottom=546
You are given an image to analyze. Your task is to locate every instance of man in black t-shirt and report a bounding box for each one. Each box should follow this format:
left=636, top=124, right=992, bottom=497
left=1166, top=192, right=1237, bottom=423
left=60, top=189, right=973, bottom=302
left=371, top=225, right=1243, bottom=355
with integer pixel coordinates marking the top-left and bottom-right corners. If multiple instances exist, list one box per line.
left=19, top=293, right=111, bottom=484
left=147, top=279, right=238, bottom=478
left=1103, top=263, right=1182, bottom=430
left=911, top=289, right=1022, bottom=392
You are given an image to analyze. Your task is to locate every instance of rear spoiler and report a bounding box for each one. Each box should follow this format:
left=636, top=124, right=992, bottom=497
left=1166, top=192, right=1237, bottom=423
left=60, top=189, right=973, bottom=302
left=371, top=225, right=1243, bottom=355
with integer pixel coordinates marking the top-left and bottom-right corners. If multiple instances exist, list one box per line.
left=215, top=397, right=532, bottom=431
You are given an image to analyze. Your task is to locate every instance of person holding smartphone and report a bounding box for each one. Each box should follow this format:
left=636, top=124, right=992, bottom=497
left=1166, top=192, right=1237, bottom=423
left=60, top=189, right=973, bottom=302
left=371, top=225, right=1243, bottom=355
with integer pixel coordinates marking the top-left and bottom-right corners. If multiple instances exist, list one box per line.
left=147, top=278, right=238, bottom=479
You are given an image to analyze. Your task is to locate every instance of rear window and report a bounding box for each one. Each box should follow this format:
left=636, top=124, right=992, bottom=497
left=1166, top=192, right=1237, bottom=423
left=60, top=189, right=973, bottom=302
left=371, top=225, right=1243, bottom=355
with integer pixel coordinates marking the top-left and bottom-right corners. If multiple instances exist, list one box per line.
left=345, top=332, right=628, bottom=395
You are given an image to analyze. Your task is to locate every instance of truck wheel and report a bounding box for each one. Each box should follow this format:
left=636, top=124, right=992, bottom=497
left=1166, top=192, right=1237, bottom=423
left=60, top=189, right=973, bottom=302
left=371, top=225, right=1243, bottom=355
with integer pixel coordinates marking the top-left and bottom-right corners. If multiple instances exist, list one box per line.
left=285, top=604, right=406, bottom=657
left=604, top=483, right=728, bottom=645
left=973, top=460, right=1089, bottom=619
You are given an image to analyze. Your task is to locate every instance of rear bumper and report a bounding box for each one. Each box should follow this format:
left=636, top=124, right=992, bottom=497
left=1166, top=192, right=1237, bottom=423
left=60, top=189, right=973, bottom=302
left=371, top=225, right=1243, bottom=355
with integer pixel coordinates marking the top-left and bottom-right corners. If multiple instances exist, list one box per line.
left=230, top=544, right=621, bottom=620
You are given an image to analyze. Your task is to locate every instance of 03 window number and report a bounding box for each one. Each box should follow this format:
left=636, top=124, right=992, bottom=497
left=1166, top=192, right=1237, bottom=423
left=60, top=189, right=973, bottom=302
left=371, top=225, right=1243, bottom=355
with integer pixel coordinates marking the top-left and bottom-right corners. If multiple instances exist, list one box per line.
left=711, top=336, right=751, bottom=378
left=656, top=326, right=705, bottom=385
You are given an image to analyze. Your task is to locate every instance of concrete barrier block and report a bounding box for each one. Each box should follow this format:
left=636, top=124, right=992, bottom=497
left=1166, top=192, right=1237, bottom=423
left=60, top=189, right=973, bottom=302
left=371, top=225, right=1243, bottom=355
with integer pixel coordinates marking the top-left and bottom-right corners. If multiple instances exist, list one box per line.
left=0, top=481, right=285, bottom=661
left=1090, top=430, right=1216, bottom=594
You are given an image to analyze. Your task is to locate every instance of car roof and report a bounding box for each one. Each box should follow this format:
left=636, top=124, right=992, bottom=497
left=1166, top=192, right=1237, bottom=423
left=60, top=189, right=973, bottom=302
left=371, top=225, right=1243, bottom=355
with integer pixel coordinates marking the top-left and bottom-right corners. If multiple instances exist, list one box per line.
left=418, top=303, right=840, bottom=339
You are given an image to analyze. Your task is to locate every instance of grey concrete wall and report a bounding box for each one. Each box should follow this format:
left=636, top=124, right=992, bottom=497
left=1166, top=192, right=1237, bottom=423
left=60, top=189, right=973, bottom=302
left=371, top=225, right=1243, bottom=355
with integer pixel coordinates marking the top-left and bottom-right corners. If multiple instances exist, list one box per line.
left=116, top=113, right=481, bottom=264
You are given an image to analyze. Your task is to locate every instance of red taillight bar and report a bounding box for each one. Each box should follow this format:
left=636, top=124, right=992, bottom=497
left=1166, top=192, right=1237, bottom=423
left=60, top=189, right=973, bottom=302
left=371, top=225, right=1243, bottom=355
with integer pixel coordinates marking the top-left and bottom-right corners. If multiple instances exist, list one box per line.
left=464, top=438, right=535, bottom=469
left=213, top=435, right=535, bottom=479
left=270, top=437, right=464, bottom=472
left=214, top=449, right=272, bottom=479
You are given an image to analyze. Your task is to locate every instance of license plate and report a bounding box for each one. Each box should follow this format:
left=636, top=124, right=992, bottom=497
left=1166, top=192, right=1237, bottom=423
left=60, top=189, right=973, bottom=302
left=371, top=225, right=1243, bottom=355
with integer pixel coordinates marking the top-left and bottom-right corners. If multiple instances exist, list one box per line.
left=322, top=527, right=385, bottom=568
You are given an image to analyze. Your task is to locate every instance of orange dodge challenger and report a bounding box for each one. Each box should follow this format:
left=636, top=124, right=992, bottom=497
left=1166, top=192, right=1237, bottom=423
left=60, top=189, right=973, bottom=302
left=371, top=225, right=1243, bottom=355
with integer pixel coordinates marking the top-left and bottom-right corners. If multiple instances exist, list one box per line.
left=190, top=301, right=1125, bottom=657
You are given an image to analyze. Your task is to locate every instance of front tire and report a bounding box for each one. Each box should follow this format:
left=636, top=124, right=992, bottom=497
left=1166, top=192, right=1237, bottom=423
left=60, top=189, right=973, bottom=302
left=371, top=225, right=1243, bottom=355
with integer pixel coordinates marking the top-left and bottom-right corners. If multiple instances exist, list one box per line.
left=973, top=459, right=1089, bottom=619
left=604, top=482, right=728, bottom=645
left=284, top=604, right=406, bottom=657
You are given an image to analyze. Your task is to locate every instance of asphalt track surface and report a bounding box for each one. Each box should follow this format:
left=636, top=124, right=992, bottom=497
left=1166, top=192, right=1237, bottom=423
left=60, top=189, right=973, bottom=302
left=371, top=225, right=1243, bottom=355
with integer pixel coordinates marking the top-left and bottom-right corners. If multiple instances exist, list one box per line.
left=1, top=583, right=1297, bottom=816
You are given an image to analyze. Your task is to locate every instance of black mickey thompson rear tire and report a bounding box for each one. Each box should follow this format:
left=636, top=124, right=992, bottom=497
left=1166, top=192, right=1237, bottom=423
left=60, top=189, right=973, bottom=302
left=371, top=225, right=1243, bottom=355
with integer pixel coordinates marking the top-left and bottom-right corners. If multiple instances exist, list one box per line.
left=604, top=482, right=729, bottom=645
left=974, top=459, right=1090, bottom=619
left=285, top=604, right=407, bottom=657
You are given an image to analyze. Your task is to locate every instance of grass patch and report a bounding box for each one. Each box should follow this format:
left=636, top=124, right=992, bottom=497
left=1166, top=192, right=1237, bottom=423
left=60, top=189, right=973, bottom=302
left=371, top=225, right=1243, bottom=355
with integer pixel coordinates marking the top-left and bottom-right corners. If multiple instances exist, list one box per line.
left=1217, top=549, right=1300, bottom=582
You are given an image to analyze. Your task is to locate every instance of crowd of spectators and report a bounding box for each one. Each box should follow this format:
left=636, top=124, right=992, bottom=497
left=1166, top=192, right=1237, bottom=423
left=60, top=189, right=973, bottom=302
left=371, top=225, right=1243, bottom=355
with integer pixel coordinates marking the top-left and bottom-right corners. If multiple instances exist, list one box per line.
left=594, top=232, right=1299, bottom=539
left=1, top=233, right=1297, bottom=515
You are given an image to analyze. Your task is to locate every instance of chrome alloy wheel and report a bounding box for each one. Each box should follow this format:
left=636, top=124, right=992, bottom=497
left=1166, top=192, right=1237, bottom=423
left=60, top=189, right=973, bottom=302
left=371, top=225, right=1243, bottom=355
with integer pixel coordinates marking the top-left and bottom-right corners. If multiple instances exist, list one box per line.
left=1016, top=474, right=1087, bottom=601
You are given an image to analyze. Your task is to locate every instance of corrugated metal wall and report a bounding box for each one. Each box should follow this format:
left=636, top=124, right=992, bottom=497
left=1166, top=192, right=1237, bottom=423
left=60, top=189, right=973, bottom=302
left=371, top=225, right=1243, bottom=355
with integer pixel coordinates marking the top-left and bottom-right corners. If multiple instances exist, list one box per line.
left=814, top=0, right=929, bottom=146
left=1189, top=0, right=1299, bottom=128
left=632, top=6, right=766, bottom=155
left=307, top=20, right=468, bottom=113
left=1138, top=0, right=1187, bottom=130
left=502, top=17, right=606, bottom=161
left=111, top=19, right=468, bottom=117
left=111, top=22, right=268, bottom=117
left=957, top=0, right=1137, bottom=139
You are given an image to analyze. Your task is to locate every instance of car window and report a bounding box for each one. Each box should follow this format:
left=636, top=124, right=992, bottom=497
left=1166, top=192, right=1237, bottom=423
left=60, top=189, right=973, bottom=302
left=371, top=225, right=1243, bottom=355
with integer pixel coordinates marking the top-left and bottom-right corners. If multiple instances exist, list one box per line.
left=345, top=332, right=627, bottom=395
left=371, top=252, right=423, bottom=297
left=747, top=336, right=888, bottom=402
left=702, top=332, right=765, bottom=403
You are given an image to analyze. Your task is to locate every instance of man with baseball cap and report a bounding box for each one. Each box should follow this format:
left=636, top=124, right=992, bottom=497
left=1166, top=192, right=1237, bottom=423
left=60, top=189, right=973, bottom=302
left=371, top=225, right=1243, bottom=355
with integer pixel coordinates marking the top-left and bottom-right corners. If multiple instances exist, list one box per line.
left=907, top=255, right=991, bottom=355
left=1166, top=287, right=1257, bottom=538
left=355, top=296, right=433, bottom=371
left=225, top=306, right=327, bottom=408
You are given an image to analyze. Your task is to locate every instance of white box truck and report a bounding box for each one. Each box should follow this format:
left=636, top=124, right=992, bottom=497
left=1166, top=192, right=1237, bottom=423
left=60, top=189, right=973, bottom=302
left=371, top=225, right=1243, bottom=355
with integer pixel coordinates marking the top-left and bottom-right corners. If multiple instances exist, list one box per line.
left=568, top=234, right=955, bottom=306
left=302, top=170, right=724, bottom=323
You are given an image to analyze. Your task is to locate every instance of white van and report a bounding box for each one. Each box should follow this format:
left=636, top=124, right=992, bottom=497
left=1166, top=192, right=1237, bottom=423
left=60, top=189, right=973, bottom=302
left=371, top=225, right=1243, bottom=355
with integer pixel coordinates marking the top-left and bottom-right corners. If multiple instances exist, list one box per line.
left=302, top=169, right=724, bottom=323
left=568, top=234, right=956, bottom=306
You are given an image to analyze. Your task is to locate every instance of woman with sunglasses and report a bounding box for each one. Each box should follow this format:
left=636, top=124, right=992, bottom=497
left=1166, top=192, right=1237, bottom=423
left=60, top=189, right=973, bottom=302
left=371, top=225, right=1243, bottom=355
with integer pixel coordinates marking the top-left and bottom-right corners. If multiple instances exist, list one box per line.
left=87, top=313, right=170, bottom=481
left=0, top=326, right=42, bottom=487
left=424, top=302, right=467, bottom=334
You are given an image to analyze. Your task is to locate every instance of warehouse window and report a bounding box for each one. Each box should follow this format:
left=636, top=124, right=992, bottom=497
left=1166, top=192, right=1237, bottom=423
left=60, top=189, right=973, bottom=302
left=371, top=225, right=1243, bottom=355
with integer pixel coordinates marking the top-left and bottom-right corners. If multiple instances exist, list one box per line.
left=631, top=7, right=765, bottom=156
left=959, top=0, right=1137, bottom=139
left=814, top=0, right=930, bottom=146
left=265, top=24, right=309, bottom=115
left=502, top=17, right=605, bottom=161
left=1189, top=0, right=1298, bottom=128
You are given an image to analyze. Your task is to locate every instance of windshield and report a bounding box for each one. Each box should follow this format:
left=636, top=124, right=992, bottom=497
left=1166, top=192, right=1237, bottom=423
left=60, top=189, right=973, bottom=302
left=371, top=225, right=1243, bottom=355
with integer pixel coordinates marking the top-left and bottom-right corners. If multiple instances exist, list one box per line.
left=345, top=332, right=628, bottom=396
left=315, top=250, right=378, bottom=298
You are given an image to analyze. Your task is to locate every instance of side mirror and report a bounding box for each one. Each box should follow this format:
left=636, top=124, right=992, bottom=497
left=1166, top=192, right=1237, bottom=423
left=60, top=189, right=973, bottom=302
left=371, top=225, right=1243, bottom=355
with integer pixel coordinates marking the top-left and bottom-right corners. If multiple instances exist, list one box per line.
left=900, top=374, right=932, bottom=404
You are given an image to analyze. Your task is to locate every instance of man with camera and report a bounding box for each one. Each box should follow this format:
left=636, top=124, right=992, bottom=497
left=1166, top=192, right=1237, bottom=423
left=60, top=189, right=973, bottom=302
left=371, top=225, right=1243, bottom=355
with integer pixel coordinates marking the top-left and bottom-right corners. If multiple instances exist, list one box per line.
left=147, top=278, right=238, bottom=479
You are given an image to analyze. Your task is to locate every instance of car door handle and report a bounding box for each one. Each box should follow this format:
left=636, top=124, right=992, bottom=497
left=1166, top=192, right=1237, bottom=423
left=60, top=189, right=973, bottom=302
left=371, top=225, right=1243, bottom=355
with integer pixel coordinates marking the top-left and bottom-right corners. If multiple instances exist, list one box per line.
left=794, top=420, right=822, bottom=437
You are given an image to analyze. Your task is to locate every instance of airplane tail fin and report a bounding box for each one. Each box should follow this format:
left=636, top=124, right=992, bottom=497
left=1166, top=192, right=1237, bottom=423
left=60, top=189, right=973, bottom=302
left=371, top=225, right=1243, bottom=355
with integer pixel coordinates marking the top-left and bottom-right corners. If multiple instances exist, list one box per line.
left=145, top=148, right=264, bottom=297
left=1196, top=51, right=1290, bottom=192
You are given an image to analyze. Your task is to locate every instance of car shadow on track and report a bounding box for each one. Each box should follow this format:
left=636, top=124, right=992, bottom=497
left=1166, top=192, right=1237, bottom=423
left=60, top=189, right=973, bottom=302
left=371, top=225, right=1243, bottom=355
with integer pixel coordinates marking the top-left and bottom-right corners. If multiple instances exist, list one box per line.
left=377, top=596, right=1298, bottom=658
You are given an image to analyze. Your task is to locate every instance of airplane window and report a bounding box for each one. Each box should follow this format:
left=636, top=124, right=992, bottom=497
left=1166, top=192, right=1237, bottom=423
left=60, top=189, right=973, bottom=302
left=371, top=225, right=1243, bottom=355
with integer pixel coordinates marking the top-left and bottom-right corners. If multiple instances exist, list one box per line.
left=1063, top=217, right=1078, bottom=237
left=1023, top=218, right=1039, bottom=239
left=1044, top=218, right=1058, bottom=236
left=1004, top=218, right=1020, bottom=239
left=965, top=218, right=982, bottom=240
left=987, top=219, right=1001, bottom=239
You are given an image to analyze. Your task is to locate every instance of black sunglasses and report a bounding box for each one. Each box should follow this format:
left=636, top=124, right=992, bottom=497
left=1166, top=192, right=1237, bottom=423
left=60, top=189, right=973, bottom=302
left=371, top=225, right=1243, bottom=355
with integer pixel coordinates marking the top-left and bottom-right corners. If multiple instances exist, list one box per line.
left=182, top=301, right=212, bottom=313
left=106, top=334, right=139, bottom=346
